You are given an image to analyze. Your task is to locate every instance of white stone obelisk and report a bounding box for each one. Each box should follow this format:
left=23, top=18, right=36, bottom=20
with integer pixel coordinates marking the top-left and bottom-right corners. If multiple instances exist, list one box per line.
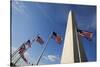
left=61, top=10, right=88, bottom=64
left=61, top=11, right=74, bottom=63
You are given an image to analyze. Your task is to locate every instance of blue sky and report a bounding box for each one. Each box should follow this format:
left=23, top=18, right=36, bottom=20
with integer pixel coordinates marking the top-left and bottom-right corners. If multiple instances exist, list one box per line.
left=11, top=1, right=96, bottom=65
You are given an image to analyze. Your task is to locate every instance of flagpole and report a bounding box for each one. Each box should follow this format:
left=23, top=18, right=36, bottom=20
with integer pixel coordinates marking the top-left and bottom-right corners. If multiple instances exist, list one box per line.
left=12, top=35, right=38, bottom=58
left=12, top=52, right=19, bottom=62
left=11, top=54, right=19, bottom=64
left=36, top=32, right=52, bottom=65
left=13, top=35, right=38, bottom=65
left=14, top=56, right=22, bottom=65
left=11, top=46, right=21, bottom=58
left=14, top=45, right=31, bottom=65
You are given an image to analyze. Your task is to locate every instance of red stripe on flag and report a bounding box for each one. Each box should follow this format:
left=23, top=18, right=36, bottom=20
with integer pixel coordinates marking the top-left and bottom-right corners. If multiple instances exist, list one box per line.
left=19, top=44, right=26, bottom=55
left=55, top=35, right=62, bottom=44
left=21, top=55, right=28, bottom=64
left=52, top=32, right=62, bottom=44
left=78, top=30, right=93, bottom=40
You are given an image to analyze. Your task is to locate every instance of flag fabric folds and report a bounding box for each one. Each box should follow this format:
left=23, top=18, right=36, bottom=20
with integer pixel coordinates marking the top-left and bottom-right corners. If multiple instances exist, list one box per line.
left=19, top=40, right=31, bottom=55
left=77, top=29, right=93, bottom=40
left=19, top=44, right=26, bottom=55
left=52, top=32, right=62, bottom=44
left=36, top=36, right=44, bottom=45
left=18, top=40, right=31, bottom=64
left=25, top=40, right=32, bottom=48
left=21, top=54, right=28, bottom=64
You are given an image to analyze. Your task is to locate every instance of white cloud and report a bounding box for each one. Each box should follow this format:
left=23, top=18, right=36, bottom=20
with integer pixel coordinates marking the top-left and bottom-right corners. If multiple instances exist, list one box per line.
left=43, top=55, right=60, bottom=62
left=48, top=55, right=57, bottom=62
left=12, top=1, right=25, bottom=13
left=12, top=47, right=17, bottom=54
left=90, top=19, right=96, bottom=30
left=12, top=0, right=30, bottom=18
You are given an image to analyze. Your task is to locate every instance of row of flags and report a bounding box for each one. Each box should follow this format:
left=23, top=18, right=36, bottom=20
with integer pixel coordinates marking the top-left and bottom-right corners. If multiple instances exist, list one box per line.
left=18, top=32, right=62, bottom=64
left=17, top=30, right=93, bottom=64
left=18, top=36, right=45, bottom=63
left=18, top=40, right=31, bottom=63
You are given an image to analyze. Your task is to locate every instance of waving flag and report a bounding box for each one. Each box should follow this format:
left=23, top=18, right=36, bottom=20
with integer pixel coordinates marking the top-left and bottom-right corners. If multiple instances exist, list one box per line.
left=19, top=44, right=26, bottom=55
left=25, top=40, right=32, bottom=48
left=36, top=36, right=44, bottom=45
left=18, top=40, right=31, bottom=55
left=52, top=32, right=62, bottom=44
left=21, top=54, right=28, bottom=64
left=77, top=29, right=93, bottom=40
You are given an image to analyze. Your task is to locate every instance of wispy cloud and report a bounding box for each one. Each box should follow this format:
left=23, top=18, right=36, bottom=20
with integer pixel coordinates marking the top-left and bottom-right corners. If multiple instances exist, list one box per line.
left=12, top=0, right=30, bottom=18
left=77, top=15, right=96, bottom=31
left=12, top=0, right=26, bottom=12
left=89, top=17, right=96, bottom=31
left=43, top=55, right=60, bottom=62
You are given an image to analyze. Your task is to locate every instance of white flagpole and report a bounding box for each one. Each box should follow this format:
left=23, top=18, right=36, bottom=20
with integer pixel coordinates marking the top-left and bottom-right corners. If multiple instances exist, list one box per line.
left=11, top=45, right=22, bottom=58
left=14, top=55, right=22, bottom=65
left=36, top=32, right=52, bottom=65
left=12, top=35, right=38, bottom=66
left=14, top=45, right=30, bottom=65
left=11, top=35, right=38, bottom=58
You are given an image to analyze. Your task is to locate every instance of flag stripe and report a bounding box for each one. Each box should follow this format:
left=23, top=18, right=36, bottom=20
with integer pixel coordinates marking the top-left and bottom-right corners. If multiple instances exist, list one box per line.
left=52, top=32, right=62, bottom=44
left=36, top=36, right=44, bottom=45
left=77, top=29, right=93, bottom=40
